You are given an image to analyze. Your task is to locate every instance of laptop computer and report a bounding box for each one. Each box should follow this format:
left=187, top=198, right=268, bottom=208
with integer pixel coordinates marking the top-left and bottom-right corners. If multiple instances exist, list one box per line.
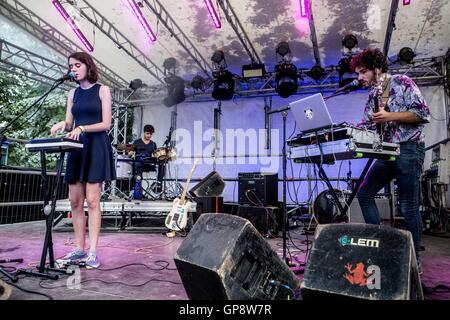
left=289, top=93, right=335, bottom=133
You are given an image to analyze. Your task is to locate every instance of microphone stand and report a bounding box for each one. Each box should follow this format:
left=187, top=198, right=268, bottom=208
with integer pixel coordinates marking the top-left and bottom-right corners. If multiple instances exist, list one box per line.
left=0, top=77, right=68, bottom=281
left=266, top=106, right=290, bottom=266
left=266, top=87, right=358, bottom=268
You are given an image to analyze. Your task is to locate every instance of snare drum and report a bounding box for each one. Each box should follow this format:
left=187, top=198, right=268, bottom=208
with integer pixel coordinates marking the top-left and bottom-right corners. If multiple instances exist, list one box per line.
left=116, top=155, right=133, bottom=179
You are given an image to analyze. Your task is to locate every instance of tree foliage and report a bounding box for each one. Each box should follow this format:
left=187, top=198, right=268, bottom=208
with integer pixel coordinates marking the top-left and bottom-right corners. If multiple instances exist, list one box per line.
left=0, top=71, right=67, bottom=169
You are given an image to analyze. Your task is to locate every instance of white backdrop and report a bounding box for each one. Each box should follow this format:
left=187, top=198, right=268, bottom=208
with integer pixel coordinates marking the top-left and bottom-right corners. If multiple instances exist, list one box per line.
left=132, top=85, right=448, bottom=203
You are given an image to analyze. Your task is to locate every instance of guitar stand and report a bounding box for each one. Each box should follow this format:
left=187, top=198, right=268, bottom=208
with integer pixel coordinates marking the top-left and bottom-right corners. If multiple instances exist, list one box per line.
left=17, top=151, right=72, bottom=280
left=314, top=158, right=374, bottom=222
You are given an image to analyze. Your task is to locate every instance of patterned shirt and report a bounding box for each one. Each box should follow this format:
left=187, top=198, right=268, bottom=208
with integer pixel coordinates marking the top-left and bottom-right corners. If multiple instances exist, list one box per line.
left=362, top=74, right=430, bottom=144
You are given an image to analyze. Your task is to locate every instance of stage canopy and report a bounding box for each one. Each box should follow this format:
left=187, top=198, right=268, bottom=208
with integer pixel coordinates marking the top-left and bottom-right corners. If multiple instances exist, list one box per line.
left=1, top=0, right=449, bottom=90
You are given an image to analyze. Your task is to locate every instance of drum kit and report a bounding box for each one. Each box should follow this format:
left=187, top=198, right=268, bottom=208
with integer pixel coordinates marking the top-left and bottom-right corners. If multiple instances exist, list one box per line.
left=113, top=143, right=177, bottom=200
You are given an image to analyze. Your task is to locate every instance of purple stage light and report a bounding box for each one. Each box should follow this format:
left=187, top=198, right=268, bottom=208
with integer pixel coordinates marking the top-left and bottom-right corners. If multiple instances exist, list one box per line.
left=299, top=0, right=309, bottom=18
left=52, top=0, right=94, bottom=52
left=127, top=0, right=157, bottom=42
left=204, top=0, right=221, bottom=29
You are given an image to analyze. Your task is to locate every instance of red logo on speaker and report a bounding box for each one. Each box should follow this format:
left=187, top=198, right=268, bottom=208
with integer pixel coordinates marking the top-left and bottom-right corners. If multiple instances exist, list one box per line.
left=344, top=262, right=381, bottom=290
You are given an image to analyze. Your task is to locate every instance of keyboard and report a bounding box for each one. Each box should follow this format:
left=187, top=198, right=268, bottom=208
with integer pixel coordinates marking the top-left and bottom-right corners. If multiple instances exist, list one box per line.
left=288, top=126, right=400, bottom=164
left=25, top=137, right=83, bottom=153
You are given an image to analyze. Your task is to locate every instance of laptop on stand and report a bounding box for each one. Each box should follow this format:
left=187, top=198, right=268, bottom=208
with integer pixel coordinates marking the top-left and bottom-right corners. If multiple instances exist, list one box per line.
left=289, top=93, right=338, bottom=134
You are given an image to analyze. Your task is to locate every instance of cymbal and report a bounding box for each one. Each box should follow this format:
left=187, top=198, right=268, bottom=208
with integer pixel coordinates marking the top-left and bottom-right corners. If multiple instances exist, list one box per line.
left=114, top=144, right=136, bottom=152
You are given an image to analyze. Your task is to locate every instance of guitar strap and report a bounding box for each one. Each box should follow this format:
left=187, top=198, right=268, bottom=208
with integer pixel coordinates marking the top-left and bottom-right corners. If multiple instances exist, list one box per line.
left=381, top=76, right=392, bottom=110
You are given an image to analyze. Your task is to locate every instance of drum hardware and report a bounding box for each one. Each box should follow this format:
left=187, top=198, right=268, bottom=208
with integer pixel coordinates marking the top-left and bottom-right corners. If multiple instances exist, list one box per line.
left=113, top=143, right=136, bottom=152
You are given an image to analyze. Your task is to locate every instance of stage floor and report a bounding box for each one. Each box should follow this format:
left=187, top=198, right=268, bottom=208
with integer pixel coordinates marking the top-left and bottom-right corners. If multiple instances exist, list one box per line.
left=1, top=219, right=450, bottom=300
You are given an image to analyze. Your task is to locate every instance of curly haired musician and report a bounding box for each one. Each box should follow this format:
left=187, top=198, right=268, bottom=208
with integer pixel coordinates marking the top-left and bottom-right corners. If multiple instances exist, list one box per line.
left=50, top=52, right=116, bottom=269
left=351, top=48, right=430, bottom=273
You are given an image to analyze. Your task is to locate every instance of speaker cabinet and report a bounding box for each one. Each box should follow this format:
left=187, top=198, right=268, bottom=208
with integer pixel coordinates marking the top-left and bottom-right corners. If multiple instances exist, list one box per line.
left=174, top=213, right=299, bottom=300
left=301, top=223, right=423, bottom=300
left=238, top=172, right=278, bottom=206
left=189, top=171, right=225, bottom=197
left=237, top=205, right=280, bottom=236
left=192, top=196, right=223, bottom=224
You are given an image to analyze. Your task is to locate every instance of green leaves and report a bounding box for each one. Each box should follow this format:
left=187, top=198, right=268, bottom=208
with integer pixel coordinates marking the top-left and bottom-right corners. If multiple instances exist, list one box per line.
left=0, top=71, right=66, bottom=169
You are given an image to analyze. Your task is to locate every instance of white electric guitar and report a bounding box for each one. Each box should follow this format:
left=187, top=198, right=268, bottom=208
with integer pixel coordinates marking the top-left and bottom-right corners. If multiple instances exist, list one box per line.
left=165, top=159, right=199, bottom=231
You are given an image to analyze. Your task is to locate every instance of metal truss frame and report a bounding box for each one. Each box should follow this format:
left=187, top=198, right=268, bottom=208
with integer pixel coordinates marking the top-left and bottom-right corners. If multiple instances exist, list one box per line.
left=142, top=0, right=213, bottom=79
left=216, top=0, right=262, bottom=64
left=64, top=0, right=166, bottom=85
left=0, top=0, right=128, bottom=89
left=0, top=39, right=76, bottom=90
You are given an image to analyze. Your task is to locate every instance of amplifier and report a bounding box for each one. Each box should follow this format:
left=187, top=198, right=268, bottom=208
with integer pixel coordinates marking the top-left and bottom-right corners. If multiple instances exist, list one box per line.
left=237, top=205, right=280, bottom=236
left=192, top=196, right=223, bottom=224
left=238, top=172, right=278, bottom=206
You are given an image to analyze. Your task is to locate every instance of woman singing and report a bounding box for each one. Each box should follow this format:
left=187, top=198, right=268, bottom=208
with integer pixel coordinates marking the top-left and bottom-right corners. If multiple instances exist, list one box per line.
left=50, top=52, right=116, bottom=269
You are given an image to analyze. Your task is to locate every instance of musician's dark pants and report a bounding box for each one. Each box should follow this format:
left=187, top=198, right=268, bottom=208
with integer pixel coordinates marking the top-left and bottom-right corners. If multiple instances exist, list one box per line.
left=356, top=141, right=425, bottom=259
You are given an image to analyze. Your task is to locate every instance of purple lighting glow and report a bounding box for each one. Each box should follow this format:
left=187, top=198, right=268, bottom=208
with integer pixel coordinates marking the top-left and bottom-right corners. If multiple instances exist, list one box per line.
left=299, top=0, right=309, bottom=18
left=52, top=0, right=94, bottom=52
left=403, top=0, right=411, bottom=5
left=127, top=0, right=156, bottom=42
left=204, top=0, right=221, bottom=29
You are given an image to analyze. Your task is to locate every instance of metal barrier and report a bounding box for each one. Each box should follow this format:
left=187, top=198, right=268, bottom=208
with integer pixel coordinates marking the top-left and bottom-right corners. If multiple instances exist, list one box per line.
left=0, top=169, right=69, bottom=224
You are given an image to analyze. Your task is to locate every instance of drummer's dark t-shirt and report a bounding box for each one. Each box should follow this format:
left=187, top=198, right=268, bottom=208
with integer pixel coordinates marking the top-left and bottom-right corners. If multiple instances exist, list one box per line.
left=133, top=138, right=157, bottom=158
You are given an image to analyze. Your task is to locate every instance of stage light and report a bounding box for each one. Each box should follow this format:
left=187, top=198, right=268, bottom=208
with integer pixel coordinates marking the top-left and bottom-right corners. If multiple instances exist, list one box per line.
left=403, top=0, right=411, bottom=5
left=204, top=0, right=221, bottom=29
left=163, top=75, right=185, bottom=107
left=129, top=79, right=143, bottom=90
left=342, top=34, right=358, bottom=50
left=211, top=50, right=225, bottom=64
left=242, top=63, right=266, bottom=79
left=52, top=0, right=94, bottom=52
left=299, top=0, right=309, bottom=18
left=337, top=57, right=357, bottom=87
left=276, top=42, right=291, bottom=58
left=338, top=57, right=351, bottom=75
left=127, top=0, right=156, bottom=42
left=163, top=57, right=177, bottom=70
left=275, top=62, right=298, bottom=98
left=308, top=64, right=326, bottom=81
left=191, top=75, right=206, bottom=91
left=398, top=47, right=415, bottom=63
left=212, top=70, right=235, bottom=101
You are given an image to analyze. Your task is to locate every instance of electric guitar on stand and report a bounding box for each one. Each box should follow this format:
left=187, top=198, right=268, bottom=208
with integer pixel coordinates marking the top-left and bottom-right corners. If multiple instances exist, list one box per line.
left=165, top=159, right=199, bottom=232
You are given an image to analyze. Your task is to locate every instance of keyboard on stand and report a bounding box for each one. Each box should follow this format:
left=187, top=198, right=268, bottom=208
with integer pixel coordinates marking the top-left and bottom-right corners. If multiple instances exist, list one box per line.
left=25, top=137, right=83, bottom=153
left=288, top=125, right=399, bottom=164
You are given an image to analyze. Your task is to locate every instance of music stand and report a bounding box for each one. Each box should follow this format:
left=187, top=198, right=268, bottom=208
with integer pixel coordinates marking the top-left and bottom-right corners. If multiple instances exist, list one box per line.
left=17, top=138, right=82, bottom=279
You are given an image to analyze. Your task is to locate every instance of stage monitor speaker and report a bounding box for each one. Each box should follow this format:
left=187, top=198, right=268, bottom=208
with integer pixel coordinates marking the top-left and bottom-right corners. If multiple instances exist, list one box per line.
left=238, top=172, right=278, bottom=206
left=190, top=171, right=225, bottom=197
left=174, top=213, right=299, bottom=300
left=301, top=223, right=423, bottom=300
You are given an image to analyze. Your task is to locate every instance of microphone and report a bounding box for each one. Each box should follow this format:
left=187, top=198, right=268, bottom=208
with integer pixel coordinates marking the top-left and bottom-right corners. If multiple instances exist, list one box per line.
left=335, top=79, right=360, bottom=93
left=57, top=71, right=76, bottom=82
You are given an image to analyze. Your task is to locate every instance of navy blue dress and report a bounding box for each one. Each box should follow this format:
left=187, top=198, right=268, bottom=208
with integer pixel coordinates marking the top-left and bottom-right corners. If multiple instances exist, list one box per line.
left=65, top=83, right=116, bottom=184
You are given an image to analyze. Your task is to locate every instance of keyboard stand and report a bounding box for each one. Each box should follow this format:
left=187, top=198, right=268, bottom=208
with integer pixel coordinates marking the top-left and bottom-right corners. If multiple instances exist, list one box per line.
left=18, top=140, right=82, bottom=280
left=315, top=158, right=374, bottom=223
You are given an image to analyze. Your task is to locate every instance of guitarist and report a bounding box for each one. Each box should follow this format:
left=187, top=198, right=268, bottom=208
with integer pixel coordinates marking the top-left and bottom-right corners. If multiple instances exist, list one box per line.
left=351, top=48, right=430, bottom=274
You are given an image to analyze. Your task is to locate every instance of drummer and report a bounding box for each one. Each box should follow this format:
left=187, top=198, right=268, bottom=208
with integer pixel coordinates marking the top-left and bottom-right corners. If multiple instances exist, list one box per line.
left=129, top=124, right=157, bottom=182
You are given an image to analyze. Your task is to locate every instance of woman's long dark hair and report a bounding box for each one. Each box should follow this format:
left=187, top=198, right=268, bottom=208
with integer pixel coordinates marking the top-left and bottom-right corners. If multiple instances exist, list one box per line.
left=68, top=52, right=99, bottom=83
